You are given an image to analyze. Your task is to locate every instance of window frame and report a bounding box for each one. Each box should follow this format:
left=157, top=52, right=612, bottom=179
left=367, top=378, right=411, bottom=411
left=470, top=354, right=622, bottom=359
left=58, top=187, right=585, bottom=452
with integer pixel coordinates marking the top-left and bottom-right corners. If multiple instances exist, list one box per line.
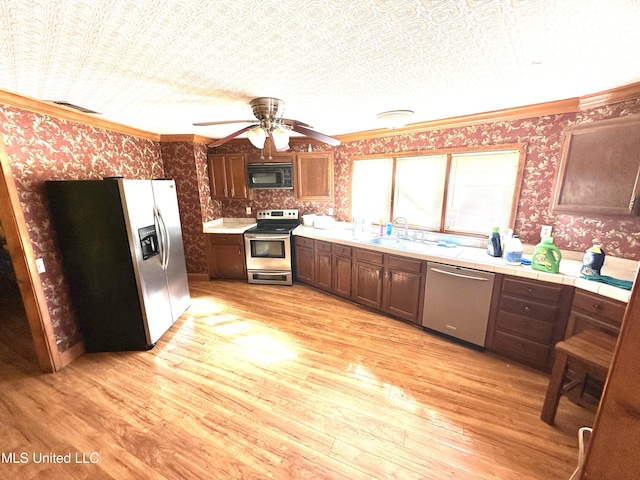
left=349, top=143, right=527, bottom=236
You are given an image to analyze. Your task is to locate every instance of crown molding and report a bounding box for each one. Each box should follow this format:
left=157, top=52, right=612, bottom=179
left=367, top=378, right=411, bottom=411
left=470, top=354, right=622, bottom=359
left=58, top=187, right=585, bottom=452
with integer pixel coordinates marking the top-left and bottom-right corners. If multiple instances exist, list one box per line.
left=579, top=81, right=640, bottom=110
left=160, top=134, right=213, bottom=144
left=0, top=89, right=160, bottom=141
left=336, top=98, right=580, bottom=143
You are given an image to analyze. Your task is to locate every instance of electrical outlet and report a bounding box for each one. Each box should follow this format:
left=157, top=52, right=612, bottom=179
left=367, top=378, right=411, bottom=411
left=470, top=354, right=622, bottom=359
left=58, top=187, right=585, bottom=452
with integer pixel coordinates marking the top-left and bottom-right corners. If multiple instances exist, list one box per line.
left=35, top=258, right=46, bottom=273
left=245, top=206, right=252, bottom=215
left=328, top=207, right=334, bottom=216
left=541, top=225, right=552, bottom=238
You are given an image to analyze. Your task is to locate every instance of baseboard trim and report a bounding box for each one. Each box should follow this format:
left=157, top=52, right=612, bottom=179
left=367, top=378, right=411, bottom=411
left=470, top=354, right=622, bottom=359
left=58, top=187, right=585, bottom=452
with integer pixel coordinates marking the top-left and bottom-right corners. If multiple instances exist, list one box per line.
left=58, top=340, right=85, bottom=369
left=188, top=273, right=209, bottom=281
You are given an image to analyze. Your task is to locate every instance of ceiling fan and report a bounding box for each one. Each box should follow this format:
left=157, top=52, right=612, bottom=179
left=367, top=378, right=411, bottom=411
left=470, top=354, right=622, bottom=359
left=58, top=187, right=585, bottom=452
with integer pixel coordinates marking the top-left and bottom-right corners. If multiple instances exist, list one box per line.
left=194, top=97, right=341, bottom=150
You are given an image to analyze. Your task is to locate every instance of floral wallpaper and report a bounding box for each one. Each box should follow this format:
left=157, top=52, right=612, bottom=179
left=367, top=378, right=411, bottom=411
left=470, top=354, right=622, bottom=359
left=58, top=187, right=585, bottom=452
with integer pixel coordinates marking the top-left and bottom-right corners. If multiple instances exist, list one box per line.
left=1, top=93, right=640, bottom=358
left=161, top=141, right=220, bottom=274
left=217, top=99, right=640, bottom=260
left=0, top=104, right=163, bottom=353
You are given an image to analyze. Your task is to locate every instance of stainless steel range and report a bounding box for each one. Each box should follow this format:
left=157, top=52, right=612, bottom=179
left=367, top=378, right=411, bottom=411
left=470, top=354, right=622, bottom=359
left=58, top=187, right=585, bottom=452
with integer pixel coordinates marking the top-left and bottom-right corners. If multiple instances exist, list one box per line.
left=244, top=209, right=300, bottom=285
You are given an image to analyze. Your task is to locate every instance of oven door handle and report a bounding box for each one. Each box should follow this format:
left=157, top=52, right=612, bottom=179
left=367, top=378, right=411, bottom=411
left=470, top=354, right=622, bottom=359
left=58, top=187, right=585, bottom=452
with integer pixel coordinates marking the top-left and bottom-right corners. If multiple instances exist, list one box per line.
left=245, top=234, right=291, bottom=241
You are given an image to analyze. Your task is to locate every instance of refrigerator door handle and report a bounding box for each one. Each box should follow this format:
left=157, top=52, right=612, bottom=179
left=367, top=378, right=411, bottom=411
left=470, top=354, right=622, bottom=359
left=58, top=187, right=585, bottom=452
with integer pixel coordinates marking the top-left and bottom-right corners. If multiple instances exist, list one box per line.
left=154, top=207, right=166, bottom=269
left=156, top=207, right=171, bottom=270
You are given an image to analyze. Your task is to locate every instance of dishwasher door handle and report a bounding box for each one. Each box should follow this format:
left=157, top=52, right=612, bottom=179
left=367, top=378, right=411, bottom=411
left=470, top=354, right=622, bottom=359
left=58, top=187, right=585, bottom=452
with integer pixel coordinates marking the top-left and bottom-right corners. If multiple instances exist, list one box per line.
left=430, top=267, right=490, bottom=281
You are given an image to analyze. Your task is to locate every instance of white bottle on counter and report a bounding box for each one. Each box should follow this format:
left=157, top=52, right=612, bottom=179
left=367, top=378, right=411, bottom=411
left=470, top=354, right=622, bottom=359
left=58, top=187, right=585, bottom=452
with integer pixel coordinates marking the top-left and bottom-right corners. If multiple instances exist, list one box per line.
left=504, top=235, right=523, bottom=265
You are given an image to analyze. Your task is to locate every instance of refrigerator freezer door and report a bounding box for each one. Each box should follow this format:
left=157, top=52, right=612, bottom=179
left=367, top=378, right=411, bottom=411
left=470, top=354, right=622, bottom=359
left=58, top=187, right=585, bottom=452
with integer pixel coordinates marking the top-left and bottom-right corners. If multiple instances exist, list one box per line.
left=151, top=180, right=191, bottom=322
left=119, top=180, right=174, bottom=345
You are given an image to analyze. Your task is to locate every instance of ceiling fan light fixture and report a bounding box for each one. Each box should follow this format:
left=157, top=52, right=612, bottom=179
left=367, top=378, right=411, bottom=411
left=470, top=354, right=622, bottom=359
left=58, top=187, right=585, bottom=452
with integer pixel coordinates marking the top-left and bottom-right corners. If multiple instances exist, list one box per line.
left=376, top=110, right=414, bottom=129
left=247, top=126, right=267, bottom=148
left=272, top=126, right=290, bottom=151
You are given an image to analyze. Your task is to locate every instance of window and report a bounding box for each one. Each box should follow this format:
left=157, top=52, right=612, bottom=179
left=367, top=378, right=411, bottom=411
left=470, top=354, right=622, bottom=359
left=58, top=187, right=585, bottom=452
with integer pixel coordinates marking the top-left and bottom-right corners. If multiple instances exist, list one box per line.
left=351, top=146, right=525, bottom=236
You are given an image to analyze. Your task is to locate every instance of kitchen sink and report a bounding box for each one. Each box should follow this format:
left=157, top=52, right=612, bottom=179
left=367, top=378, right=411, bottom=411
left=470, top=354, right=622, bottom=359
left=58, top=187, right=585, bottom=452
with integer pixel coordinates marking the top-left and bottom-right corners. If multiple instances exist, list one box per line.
left=366, top=236, right=433, bottom=252
left=367, top=237, right=404, bottom=247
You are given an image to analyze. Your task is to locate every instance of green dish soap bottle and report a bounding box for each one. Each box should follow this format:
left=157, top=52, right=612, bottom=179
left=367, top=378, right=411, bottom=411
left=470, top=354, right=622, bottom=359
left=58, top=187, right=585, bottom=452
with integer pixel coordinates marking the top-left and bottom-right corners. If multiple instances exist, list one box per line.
left=531, top=237, right=562, bottom=273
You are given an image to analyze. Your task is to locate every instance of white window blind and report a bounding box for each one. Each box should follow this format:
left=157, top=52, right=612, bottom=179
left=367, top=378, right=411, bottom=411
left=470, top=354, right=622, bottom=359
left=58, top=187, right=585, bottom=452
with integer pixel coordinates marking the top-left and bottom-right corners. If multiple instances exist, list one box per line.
left=443, top=150, right=520, bottom=234
left=351, top=158, right=393, bottom=222
left=394, top=155, right=447, bottom=230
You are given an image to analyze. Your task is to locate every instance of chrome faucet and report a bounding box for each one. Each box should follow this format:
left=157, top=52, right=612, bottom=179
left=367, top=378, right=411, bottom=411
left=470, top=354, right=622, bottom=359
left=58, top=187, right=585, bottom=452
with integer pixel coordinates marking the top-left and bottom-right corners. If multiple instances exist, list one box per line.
left=391, top=217, right=409, bottom=238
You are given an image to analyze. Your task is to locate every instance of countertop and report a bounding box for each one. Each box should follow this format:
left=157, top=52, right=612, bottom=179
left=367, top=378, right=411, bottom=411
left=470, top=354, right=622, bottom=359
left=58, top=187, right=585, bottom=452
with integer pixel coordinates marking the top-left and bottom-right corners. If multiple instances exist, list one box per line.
left=293, top=224, right=637, bottom=303
left=203, top=218, right=256, bottom=234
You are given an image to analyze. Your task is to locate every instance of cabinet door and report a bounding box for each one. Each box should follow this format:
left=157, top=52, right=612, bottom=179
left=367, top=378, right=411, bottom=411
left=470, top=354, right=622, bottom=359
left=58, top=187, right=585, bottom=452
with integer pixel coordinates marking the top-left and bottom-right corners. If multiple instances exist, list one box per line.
left=295, top=246, right=315, bottom=284
left=207, top=245, right=246, bottom=279
left=208, top=154, right=228, bottom=199
left=226, top=154, right=249, bottom=200
left=206, top=234, right=246, bottom=279
left=551, top=115, right=640, bottom=215
left=352, top=260, right=384, bottom=309
left=295, top=152, right=334, bottom=201
left=316, top=249, right=332, bottom=291
left=384, top=268, right=424, bottom=324
left=333, top=255, right=352, bottom=298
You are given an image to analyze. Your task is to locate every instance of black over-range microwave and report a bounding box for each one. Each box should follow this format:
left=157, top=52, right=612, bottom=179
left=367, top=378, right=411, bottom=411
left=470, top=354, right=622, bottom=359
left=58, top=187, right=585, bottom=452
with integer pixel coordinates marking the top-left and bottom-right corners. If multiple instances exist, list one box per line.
left=246, top=163, right=293, bottom=189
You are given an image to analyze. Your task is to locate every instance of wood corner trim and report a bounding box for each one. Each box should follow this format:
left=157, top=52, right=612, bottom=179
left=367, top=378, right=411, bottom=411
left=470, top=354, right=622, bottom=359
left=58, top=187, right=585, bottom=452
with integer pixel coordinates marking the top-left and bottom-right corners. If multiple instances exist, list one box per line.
left=58, top=340, right=85, bottom=369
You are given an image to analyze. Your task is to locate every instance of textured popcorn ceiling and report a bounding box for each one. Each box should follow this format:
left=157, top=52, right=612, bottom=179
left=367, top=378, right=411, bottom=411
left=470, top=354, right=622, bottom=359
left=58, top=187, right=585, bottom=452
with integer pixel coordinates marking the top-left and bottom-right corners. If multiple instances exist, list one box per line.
left=0, top=0, right=639, bottom=139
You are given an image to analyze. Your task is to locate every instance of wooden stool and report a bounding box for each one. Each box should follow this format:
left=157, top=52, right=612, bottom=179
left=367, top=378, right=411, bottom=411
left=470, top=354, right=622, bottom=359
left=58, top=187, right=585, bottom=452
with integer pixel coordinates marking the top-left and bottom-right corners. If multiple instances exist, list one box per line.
left=541, top=329, right=616, bottom=425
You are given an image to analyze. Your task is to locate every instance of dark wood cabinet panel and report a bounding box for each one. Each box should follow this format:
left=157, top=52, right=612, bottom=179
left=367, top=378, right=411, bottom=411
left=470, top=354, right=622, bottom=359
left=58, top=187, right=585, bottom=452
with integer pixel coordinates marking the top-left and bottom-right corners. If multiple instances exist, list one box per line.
left=207, top=154, right=250, bottom=200
left=295, top=152, right=334, bottom=201
left=333, top=255, right=352, bottom=298
left=383, top=266, right=424, bottom=324
left=551, top=115, right=640, bottom=215
left=315, top=248, right=332, bottom=291
left=487, top=276, right=573, bottom=372
left=352, top=257, right=384, bottom=309
left=205, top=234, right=246, bottom=279
left=294, top=238, right=315, bottom=285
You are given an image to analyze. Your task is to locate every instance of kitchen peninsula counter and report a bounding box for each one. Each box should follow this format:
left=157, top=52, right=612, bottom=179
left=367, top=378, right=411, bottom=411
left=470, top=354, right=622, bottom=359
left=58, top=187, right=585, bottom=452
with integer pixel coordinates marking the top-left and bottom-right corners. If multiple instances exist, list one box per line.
left=293, top=225, right=636, bottom=303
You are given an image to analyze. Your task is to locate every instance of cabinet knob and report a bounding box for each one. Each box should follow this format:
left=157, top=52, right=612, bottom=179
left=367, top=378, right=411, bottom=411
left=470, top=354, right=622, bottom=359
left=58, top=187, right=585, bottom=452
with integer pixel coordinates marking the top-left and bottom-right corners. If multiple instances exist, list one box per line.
left=593, top=303, right=602, bottom=310
left=523, top=305, right=531, bottom=312
left=521, top=321, right=527, bottom=327
left=527, top=288, right=533, bottom=293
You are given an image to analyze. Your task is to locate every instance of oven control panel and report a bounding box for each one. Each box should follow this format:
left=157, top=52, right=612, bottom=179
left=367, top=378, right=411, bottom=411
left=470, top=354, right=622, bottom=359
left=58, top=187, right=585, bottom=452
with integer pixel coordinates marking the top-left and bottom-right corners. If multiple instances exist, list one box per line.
left=256, top=209, right=299, bottom=220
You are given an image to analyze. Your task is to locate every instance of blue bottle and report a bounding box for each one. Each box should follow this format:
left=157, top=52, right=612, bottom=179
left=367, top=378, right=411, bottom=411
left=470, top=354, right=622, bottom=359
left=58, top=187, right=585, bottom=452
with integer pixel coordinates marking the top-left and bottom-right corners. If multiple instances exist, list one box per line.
left=487, top=227, right=502, bottom=257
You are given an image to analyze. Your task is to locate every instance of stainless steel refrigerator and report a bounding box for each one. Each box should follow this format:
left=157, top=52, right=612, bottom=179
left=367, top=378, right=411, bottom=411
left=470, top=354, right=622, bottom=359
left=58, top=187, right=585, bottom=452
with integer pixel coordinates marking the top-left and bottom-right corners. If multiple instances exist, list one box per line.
left=46, top=178, right=191, bottom=352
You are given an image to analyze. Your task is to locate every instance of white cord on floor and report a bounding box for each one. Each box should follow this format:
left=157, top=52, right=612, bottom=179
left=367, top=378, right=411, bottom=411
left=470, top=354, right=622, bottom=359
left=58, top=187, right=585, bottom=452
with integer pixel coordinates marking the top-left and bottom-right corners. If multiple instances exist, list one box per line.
left=569, top=427, right=593, bottom=480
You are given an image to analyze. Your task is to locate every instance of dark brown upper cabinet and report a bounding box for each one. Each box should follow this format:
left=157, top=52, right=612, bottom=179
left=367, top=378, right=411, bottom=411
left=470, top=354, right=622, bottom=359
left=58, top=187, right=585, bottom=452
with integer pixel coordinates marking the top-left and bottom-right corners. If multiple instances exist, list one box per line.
left=551, top=115, right=640, bottom=216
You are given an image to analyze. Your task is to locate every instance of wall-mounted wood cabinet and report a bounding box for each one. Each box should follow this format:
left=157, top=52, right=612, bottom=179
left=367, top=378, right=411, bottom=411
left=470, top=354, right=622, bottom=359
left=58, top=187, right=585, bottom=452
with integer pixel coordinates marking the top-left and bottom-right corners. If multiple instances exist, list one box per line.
left=551, top=115, right=640, bottom=216
left=207, top=153, right=250, bottom=200
left=295, top=152, right=334, bottom=201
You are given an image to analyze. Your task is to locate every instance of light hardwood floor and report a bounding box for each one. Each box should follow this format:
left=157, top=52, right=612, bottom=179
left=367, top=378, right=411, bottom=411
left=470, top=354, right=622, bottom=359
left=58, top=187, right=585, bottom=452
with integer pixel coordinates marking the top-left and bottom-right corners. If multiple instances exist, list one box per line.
left=1, top=279, right=594, bottom=479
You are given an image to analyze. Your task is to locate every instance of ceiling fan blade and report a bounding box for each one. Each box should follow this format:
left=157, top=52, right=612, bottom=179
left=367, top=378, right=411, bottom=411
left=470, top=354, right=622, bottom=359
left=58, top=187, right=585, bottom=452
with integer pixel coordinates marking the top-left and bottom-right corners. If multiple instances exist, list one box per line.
left=291, top=124, right=341, bottom=146
left=208, top=125, right=256, bottom=147
left=280, top=118, right=312, bottom=128
left=193, top=119, right=255, bottom=127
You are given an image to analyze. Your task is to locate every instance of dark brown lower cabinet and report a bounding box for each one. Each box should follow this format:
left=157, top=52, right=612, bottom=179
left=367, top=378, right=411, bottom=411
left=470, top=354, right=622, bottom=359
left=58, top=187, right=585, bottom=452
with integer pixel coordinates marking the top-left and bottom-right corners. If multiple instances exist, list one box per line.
left=294, top=236, right=315, bottom=284
left=206, top=233, right=246, bottom=279
left=486, top=276, right=573, bottom=372
left=352, top=248, right=425, bottom=325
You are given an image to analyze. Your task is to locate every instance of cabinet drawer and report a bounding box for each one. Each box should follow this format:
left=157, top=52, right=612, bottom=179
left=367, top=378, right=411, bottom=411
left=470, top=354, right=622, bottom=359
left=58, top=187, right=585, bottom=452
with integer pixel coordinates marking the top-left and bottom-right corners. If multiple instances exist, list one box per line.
left=388, top=255, right=423, bottom=273
left=295, top=236, right=315, bottom=248
left=491, top=331, right=550, bottom=369
left=495, top=311, right=555, bottom=344
left=332, top=244, right=352, bottom=257
left=316, top=240, right=332, bottom=253
left=572, top=290, right=626, bottom=323
left=207, top=233, right=243, bottom=246
left=355, top=248, right=384, bottom=265
left=502, top=277, right=564, bottom=302
left=499, top=295, right=558, bottom=323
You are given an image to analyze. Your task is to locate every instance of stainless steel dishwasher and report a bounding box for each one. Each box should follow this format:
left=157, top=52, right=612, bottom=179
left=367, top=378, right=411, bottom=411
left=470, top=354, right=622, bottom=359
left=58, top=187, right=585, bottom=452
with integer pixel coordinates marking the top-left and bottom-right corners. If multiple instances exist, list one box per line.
left=422, top=262, right=495, bottom=347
